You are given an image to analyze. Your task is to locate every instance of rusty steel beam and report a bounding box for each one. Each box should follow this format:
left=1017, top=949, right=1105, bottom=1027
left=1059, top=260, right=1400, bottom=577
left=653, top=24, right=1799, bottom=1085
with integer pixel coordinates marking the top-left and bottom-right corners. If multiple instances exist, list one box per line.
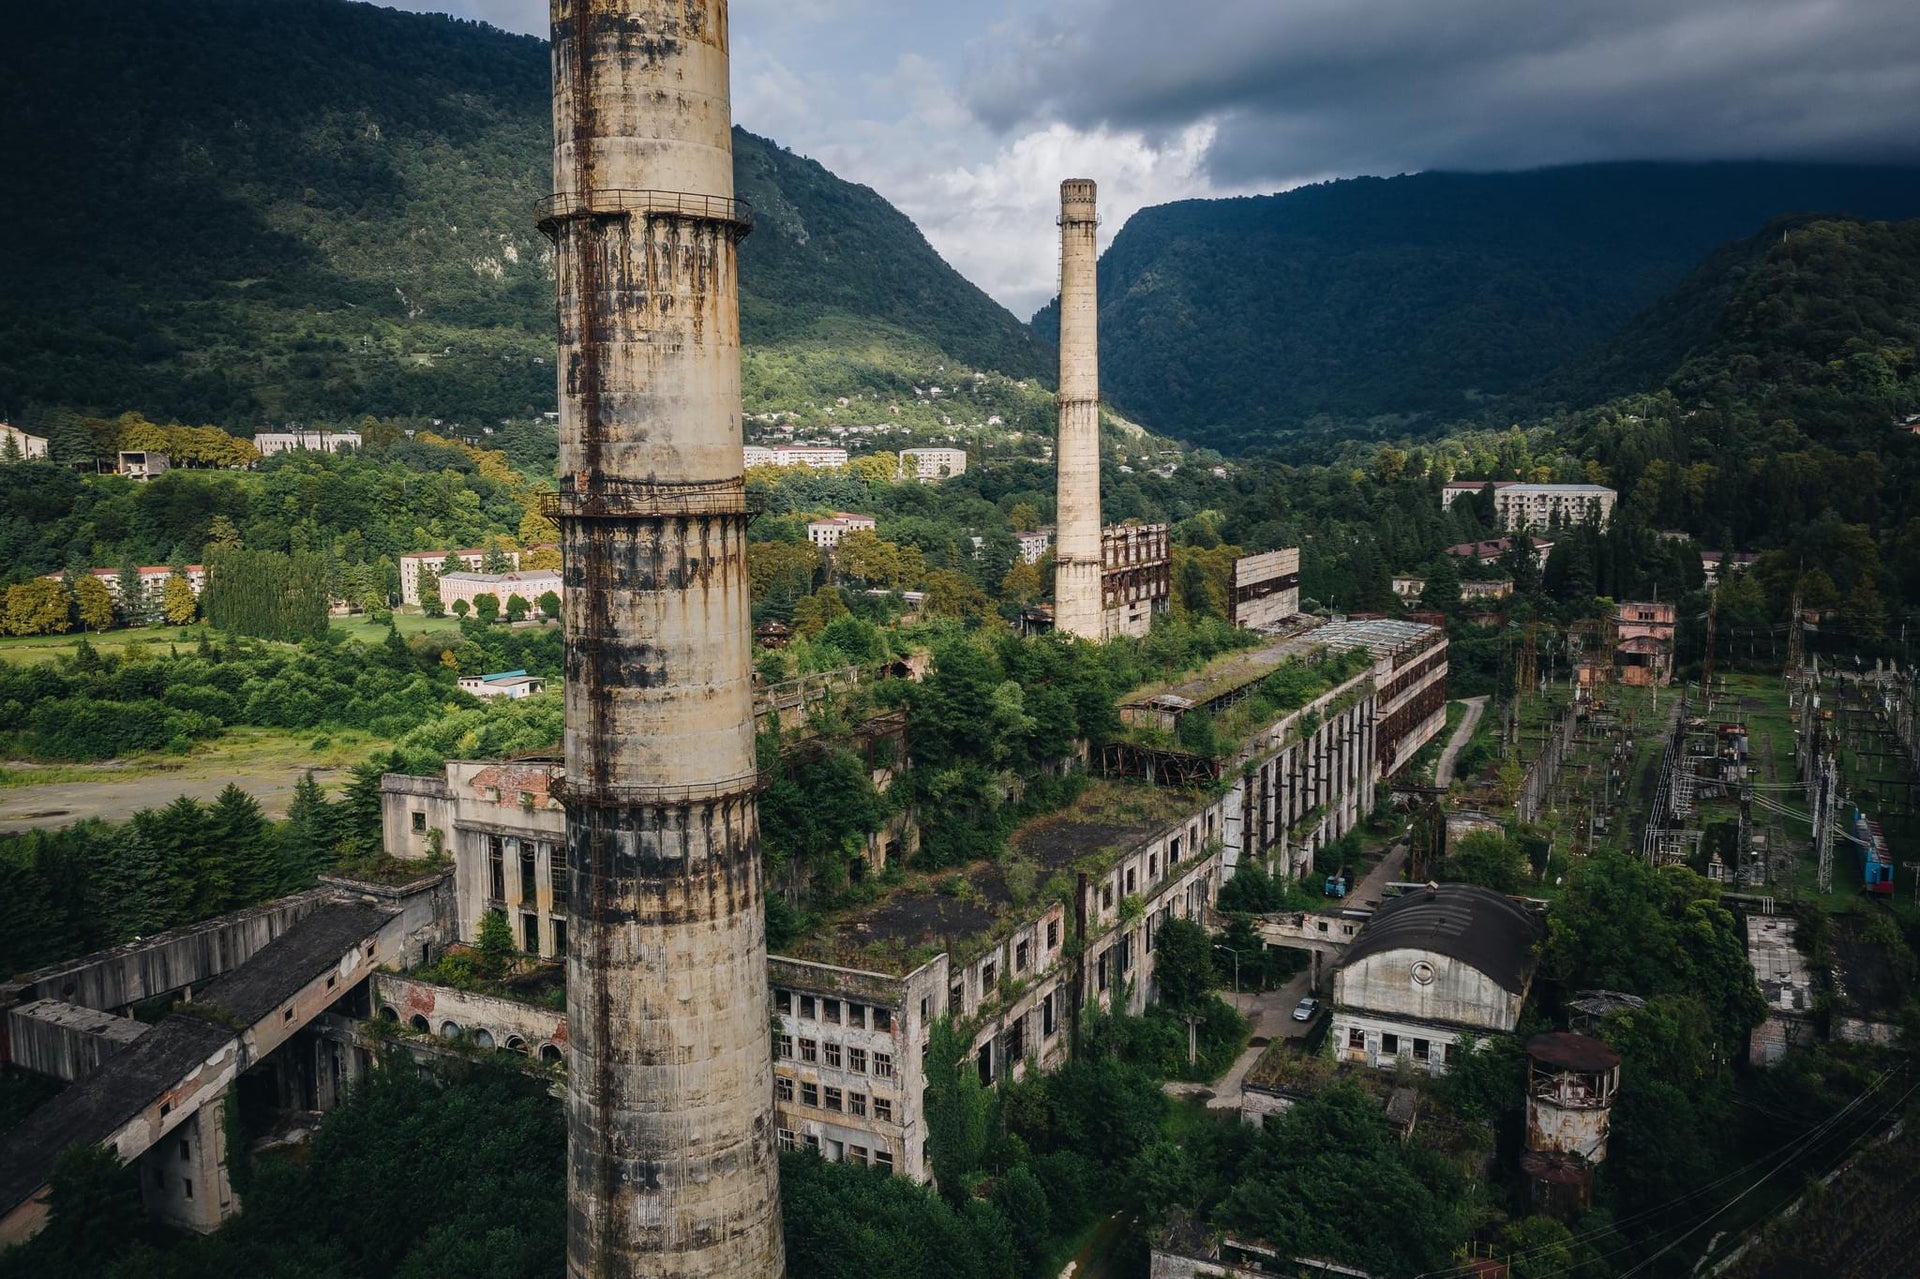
left=546, top=2, right=783, bottom=1276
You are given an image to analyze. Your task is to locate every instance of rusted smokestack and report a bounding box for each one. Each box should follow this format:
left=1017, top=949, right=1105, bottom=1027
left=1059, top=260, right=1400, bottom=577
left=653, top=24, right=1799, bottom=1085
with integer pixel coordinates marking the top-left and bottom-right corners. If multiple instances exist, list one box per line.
left=544, top=2, right=783, bottom=1275
left=1053, top=178, right=1103, bottom=639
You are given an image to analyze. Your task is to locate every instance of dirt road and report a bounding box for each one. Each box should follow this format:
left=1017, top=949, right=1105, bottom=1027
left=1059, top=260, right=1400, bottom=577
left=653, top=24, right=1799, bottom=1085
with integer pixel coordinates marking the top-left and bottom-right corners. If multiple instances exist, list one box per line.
left=0, top=763, right=349, bottom=834
left=1434, top=695, right=1490, bottom=788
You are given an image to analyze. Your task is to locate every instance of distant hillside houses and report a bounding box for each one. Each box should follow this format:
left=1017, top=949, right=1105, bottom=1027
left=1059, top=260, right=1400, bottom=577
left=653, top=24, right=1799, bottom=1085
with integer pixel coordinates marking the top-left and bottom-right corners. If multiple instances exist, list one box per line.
left=398, top=547, right=522, bottom=605
left=1, top=423, right=49, bottom=460
left=1445, top=536, right=1554, bottom=570
left=253, top=429, right=362, bottom=455
left=437, top=570, right=561, bottom=614
left=1701, top=550, right=1761, bottom=588
left=1441, top=480, right=1616, bottom=531
left=744, top=444, right=848, bottom=470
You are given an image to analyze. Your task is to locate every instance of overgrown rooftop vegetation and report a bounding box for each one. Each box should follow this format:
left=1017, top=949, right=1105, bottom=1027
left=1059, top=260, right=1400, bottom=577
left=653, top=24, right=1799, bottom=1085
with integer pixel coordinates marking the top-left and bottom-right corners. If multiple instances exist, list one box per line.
left=776, top=780, right=1206, bottom=975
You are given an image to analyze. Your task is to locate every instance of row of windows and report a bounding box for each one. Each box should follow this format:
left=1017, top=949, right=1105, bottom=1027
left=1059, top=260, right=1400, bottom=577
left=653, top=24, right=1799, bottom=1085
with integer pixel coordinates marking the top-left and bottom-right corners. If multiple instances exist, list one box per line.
left=1347, top=1028, right=1452, bottom=1063
left=776, top=1076, right=895, bottom=1121
left=776, top=1035, right=895, bottom=1078
left=773, top=990, right=894, bottom=1032
left=487, top=836, right=568, bottom=912
left=777, top=1130, right=894, bottom=1171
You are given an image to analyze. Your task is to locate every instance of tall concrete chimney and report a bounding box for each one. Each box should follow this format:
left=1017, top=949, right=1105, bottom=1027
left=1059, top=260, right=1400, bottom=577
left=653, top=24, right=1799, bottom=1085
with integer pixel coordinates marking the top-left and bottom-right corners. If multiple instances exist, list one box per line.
left=545, top=2, right=784, bottom=1276
left=1053, top=178, right=1103, bottom=640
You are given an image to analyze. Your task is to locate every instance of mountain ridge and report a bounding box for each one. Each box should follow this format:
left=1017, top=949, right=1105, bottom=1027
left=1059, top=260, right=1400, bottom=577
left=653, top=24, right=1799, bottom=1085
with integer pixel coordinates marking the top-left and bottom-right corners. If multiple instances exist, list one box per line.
left=0, top=0, right=1047, bottom=429
left=1036, top=161, right=1920, bottom=450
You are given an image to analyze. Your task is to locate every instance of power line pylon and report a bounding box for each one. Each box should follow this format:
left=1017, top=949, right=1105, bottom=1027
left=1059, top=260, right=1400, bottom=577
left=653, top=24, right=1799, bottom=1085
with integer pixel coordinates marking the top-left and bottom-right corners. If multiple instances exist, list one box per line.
left=1786, top=586, right=1805, bottom=679
left=1701, top=585, right=1720, bottom=717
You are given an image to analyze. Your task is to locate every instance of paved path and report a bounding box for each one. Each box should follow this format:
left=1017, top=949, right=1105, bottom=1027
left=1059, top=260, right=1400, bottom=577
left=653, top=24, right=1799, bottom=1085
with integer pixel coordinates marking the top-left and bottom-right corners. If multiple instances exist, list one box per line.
left=1170, top=840, right=1410, bottom=1111
left=1433, top=695, right=1490, bottom=788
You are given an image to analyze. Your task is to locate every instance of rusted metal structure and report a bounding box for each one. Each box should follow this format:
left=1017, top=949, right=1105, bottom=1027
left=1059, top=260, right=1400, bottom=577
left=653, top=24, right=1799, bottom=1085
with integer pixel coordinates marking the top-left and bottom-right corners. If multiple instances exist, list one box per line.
left=1053, top=178, right=1104, bottom=640
left=1521, top=1031, right=1620, bottom=1216
left=543, top=2, right=784, bottom=1275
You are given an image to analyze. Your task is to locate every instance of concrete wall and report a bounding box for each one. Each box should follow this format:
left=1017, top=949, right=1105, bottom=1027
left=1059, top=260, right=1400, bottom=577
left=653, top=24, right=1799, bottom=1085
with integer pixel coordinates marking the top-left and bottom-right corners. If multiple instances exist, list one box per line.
left=2, top=890, right=330, bottom=1020
left=1229, top=549, right=1301, bottom=631
left=7, top=1000, right=148, bottom=1082
left=374, top=974, right=569, bottom=1061
left=1335, top=947, right=1523, bottom=1032
left=1329, top=1009, right=1463, bottom=1076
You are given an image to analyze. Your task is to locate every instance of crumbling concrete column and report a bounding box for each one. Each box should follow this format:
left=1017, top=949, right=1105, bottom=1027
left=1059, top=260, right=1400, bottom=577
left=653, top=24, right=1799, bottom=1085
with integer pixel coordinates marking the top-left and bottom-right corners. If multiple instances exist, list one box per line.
left=546, top=1, right=784, bottom=1275
left=1053, top=179, right=1104, bottom=640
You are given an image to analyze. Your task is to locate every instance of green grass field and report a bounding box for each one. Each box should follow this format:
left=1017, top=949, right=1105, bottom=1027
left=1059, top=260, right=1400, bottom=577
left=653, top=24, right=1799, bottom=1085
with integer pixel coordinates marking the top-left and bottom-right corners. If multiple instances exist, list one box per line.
left=0, top=611, right=500, bottom=667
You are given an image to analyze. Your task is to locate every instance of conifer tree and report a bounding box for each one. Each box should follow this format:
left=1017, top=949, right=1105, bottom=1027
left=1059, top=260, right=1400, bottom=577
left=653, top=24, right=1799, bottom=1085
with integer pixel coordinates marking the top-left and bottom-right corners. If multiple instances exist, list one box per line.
left=210, top=784, right=275, bottom=907
left=280, top=771, right=338, bottom=888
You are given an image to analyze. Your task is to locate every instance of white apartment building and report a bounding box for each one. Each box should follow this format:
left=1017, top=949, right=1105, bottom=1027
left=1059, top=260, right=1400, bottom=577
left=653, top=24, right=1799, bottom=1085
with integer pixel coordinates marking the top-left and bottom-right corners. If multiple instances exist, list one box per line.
left=436, top=569, right=562, bottom=613
left=398, top=547, right=523, bottom=605
left=807, top=513, right=877, bottom=548
left=744, top=444, right=849, bottom=470
left=1014, top=529, right=1053, bottom=565
left=1441, top=481, right=1616, bottom=531
left=898, top=447, right=967, bottom=484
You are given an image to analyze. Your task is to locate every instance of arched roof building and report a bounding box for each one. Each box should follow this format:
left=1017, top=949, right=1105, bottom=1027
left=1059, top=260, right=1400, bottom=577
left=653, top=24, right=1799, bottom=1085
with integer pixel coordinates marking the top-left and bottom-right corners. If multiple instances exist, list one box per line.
left=1332, top=883, right=1544, bottom=1075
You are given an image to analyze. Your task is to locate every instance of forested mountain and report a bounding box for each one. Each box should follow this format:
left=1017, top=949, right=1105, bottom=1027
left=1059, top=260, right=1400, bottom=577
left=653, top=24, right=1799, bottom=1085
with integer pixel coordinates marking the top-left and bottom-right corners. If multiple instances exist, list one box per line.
left=0, top=0, right=1047, bottom=429
left=1035, top=163, right=1920, bottom=451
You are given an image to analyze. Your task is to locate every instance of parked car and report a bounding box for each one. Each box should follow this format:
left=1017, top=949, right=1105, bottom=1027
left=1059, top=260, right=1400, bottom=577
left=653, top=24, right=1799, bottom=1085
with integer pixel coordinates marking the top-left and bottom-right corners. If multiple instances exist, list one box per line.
left=1291, top=997, right=1319, bottom=1023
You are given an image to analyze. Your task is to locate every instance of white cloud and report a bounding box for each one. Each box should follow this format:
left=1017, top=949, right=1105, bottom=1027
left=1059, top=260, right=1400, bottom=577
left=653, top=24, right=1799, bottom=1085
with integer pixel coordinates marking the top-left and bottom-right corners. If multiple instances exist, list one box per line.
left=371, top=0, right=1920, bottom=317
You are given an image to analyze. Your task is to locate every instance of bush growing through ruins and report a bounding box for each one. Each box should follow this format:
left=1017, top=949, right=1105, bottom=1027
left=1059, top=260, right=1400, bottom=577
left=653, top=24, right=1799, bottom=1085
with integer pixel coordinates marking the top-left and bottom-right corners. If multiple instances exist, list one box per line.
left=1437, top=828, right=1530, bottom=893
left=476, top=908, right=515, bottom=979
left=1150, top=917, right=1217, bottom=1012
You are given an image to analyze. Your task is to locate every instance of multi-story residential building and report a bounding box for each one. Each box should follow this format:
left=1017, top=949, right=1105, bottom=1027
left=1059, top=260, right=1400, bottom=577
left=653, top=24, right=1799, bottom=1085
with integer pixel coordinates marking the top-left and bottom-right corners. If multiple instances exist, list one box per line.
left=252, top=430, right=363, bottom=456
left=744, top=444, right=849, bottom=470
left=435, top=570, right=562, bottom=614
left=397, top=548, right=524, bottom=605
left=898, top=447, right=967, bottom=483
left=49, top=566, right=207, bottom=616
left=1441, top=481, right=1616, bottom=531
left=0, top=424, right=50, bottom=460
left=807, top=512, right=878, bottom=548
left=1013, top=529, right=1054, bottom=565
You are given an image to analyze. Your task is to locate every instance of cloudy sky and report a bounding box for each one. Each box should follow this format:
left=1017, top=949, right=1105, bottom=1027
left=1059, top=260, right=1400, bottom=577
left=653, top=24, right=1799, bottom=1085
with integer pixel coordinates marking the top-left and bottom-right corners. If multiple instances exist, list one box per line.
left=388, top=0, right=1920, bottom=318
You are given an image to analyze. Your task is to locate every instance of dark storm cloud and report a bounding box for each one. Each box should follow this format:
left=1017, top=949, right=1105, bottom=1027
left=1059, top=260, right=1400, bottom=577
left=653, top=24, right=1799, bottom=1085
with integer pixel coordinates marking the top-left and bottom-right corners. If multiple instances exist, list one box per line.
left=966, top=0, right=1920, bottom=184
